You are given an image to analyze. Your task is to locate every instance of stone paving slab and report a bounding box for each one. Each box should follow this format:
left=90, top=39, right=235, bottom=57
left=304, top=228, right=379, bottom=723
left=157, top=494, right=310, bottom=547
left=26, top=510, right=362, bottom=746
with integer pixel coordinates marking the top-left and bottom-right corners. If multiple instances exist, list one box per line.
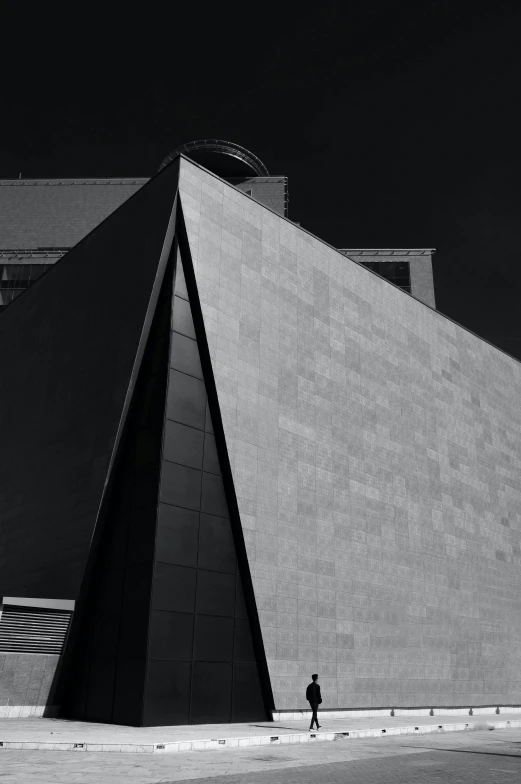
left=0, top=713, right=520, bottom=753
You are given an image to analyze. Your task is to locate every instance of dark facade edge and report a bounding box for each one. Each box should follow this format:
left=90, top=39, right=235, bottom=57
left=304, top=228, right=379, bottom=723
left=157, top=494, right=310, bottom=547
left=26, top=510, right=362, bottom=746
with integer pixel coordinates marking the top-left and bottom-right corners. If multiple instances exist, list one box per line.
left=51, top=178, right=180, bottom=716
left=85, top=186, right=179, bottom=554
left=0, top=173, right=165, bottom=319
left=176, top=201, right=276, bottom=718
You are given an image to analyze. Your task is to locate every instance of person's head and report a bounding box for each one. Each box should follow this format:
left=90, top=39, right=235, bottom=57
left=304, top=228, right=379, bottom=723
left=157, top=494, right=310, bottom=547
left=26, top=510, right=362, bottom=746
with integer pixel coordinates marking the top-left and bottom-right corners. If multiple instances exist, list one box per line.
left=312, top=673, right=318, bottom=681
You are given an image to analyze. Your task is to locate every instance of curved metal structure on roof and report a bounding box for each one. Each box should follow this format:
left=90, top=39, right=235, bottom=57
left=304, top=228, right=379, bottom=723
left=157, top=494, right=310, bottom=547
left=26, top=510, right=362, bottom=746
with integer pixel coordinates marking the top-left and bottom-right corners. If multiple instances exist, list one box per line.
left=158, top=140, right=269, bottom=178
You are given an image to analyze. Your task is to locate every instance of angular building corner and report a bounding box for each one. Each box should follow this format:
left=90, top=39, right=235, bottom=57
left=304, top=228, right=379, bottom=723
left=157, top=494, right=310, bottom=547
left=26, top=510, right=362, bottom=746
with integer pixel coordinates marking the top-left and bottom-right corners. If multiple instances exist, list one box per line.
left=0, top=157, right=273, bottom=725
left=1, top=148, right=521, bottom=723
left=177, top=156, right=521, bottom=715
left=57, top=198, right=273, bottom=726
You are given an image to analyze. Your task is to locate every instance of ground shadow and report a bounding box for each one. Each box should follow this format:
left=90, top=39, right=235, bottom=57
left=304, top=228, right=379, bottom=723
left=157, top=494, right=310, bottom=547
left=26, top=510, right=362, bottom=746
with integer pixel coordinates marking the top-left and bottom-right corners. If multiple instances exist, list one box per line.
left=403, top=745, right=521, bottom=760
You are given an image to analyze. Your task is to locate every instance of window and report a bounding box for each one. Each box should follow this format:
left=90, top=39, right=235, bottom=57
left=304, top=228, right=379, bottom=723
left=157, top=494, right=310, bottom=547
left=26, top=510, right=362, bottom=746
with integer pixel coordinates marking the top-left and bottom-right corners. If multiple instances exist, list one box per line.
left=0, top=263, right=54, bottom=310
left=360, top=260, right=411, bottom=293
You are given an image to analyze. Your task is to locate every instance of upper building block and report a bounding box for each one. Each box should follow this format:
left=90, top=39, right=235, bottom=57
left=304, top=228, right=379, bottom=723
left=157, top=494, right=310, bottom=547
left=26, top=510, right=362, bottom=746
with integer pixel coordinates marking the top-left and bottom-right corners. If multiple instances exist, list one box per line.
left=339, top=248, right=436, bottom=309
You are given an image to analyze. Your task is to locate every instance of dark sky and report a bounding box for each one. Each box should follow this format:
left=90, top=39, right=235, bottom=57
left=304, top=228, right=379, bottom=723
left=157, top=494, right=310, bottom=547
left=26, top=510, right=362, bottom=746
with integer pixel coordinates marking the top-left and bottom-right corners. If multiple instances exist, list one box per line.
left=3, top=1, right=521, bottom=359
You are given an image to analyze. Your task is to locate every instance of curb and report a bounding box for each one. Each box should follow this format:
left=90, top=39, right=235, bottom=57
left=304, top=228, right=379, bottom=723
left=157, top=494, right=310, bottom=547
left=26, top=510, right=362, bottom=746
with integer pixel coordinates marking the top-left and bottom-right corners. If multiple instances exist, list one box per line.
left=0, top=719, right=519, bottom=754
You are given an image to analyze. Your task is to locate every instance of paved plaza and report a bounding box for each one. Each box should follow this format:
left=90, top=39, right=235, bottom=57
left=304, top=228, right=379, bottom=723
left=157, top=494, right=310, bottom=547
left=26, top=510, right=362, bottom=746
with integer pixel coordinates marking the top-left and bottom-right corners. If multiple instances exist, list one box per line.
left=0, top=726, right=519, bottom=783
left=0, top=712, right=520, bottom=752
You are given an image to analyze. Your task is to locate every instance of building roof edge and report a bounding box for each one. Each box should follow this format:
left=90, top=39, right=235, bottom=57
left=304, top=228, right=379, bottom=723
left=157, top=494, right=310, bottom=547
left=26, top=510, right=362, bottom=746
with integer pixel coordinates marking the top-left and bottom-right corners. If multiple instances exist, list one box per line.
left=0, top=178, right=148, bottom=186
left=177, top=154, right=521, bottom=368
left=339, top=248, right=436, bottom=255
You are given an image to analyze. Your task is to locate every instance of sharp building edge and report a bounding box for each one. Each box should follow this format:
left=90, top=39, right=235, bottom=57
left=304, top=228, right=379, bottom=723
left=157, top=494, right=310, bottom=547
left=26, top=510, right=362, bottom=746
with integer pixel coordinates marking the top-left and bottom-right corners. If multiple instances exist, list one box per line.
left=0, top=152, right=519, bottom=722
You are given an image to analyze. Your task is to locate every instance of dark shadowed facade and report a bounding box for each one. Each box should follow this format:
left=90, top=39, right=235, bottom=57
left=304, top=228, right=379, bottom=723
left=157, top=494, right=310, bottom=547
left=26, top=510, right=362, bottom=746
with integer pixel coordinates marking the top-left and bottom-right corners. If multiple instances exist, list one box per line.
left=0, top=148, right=520, bottom=724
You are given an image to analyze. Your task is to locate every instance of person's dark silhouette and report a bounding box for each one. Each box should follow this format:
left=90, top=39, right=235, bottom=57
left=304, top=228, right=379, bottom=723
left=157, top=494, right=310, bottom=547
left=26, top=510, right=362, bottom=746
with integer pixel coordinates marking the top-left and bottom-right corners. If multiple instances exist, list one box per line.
left=306, top=673, right=322, bottom=730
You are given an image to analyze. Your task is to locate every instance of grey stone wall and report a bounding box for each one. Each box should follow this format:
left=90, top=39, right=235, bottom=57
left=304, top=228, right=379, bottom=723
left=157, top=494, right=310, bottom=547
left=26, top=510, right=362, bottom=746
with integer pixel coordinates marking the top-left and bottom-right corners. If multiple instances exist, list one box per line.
left=408, top=254, right=436, bottom=309
left=0, top=653, right=59, bottom=708
left=179, top=158, right=521, bottom=711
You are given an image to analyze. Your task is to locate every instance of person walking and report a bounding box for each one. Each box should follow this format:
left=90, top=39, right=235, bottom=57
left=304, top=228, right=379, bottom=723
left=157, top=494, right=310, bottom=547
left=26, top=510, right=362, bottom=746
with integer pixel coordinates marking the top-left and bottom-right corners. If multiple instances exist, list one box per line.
left=306, top=673, right=322, bottom=730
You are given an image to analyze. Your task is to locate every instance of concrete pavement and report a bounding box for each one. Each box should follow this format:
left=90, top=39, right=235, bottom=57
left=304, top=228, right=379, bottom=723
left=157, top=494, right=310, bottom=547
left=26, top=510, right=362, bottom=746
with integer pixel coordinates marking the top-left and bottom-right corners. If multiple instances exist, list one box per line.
left=0, top=726, right=520, bottom=783
left=0, top=711, right=520, bottom=753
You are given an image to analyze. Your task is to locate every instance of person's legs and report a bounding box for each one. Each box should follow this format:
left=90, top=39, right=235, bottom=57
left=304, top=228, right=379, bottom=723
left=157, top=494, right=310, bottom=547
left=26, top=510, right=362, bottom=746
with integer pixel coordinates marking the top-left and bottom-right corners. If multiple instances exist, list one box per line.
left=309, top=702, right=319, bottom=729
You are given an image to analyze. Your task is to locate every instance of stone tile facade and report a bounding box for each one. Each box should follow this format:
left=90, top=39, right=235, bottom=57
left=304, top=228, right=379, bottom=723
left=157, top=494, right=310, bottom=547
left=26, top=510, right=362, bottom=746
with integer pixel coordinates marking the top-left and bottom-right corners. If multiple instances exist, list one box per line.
left=0, top=653, right=59, bottom=710
left=178, top=157, right=521, bottom=712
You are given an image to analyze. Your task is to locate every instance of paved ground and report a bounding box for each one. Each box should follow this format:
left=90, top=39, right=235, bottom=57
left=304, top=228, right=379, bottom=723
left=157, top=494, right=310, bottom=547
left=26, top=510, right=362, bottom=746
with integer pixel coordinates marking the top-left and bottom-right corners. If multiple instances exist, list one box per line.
left=1, top=712, right=519, bottom=745
left=0, top=727, right=519, bottom=783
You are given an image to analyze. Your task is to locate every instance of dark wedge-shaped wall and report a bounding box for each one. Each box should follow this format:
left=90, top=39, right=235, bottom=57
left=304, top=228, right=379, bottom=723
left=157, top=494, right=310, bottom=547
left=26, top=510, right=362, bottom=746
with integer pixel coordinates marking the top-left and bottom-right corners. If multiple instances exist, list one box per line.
left=0, top=161, right=179, bottom=600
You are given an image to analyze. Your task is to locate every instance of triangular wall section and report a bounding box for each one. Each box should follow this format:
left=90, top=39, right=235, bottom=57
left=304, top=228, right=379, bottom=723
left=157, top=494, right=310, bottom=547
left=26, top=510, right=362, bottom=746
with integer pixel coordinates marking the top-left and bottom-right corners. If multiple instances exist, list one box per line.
left=141, top=223, right=272, bottom=724
left=59, top=199, right=273, bottom=726
left=57, top=250, right=175, bottom=725
left=0, top=161, right=179, bottom=601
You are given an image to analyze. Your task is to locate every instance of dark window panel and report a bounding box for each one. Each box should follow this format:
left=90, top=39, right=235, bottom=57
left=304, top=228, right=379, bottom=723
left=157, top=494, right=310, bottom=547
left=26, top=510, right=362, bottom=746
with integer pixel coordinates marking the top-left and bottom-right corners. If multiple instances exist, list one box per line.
left=203, top=432, right=221, bottom=475
left=130, top=462, right=161, bottom=510
left=119, top=597, right=152, bottom=660
left=198, top=513, right=237, bottom=574
left=143, top=660, right=191, bottom=726
left=1, top=279, right=28, bottom=289
left=195, top=569, right=236, bottom=617
left=163, top=420, right=204, bottom=470
left=136, top=372, right=167, bottom=431
left=85, top=657, right=116, bottom=723
left=201, top=472, right=228, bottom=517
left=0, top=289, right=24, bottom=307
left=170, top=332, right=203, bottom=379
left=62, top=648, right=89, bottom=719
left=2, top=264, right=24, bottom=279
left=360, top=260, right=411, bottom=292
left=173, top=295, right=196, bottom=340
left=167, top=369, right=206, bottom=430
left=148, top=610, right=194, bottom=660
left=122, top=560, right=155, bottom=606
left=174, top=256, right=189, bottom=300
left=193, top=615, right=234, bottom=662
left=190, top=662, right=232, bottom=723
left=112, top=659, right=147, bottom=726
left=235, top=575, right=249, bottom=619
left=232, top=663, right=266, bottom=721
left=134, top=426, right=160, bottom=469
left=155, top=504, right=199, bottom=567
left=30, top=266, right=49, bottom=280
left=152, top=562, right=197, bottom=613
left=160, top=461, right=202, bottom=511
left=233, top=617, right=256, bottom=662
left=116, top=600, right=153, bottom=661
left=91, top=567, right=125, bottom=657
left=204, top=402, right=214, bottom=433
left=126, top=504, right=157, bottom=565
left=147, top=334, right=170, bottom=378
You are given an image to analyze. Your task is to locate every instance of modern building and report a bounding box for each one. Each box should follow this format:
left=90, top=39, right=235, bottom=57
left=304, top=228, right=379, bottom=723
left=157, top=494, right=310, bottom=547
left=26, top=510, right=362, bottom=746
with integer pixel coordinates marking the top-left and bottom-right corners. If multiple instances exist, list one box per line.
left=0, top=140, right=433, bottom=314
left=0, top=143, right=520, bottom=725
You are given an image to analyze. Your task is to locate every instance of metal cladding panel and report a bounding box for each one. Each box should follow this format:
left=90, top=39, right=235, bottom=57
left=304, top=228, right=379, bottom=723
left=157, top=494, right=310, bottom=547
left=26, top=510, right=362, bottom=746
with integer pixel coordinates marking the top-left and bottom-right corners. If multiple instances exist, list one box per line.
left=0, top=163, right=179, bottom=600
left=178, top=157, right=521, bottom=712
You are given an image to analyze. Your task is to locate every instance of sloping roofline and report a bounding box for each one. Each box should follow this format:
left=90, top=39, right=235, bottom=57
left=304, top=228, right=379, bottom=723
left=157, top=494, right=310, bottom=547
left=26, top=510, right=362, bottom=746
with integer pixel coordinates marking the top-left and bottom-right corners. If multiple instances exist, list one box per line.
left=174, top=153, right=520, bottom=367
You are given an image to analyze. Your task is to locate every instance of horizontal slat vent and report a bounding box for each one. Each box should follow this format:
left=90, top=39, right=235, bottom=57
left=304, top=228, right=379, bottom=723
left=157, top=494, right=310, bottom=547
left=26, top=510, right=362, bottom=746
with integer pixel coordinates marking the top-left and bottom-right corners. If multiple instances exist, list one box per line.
left=0, top=605, right=72, bottom=654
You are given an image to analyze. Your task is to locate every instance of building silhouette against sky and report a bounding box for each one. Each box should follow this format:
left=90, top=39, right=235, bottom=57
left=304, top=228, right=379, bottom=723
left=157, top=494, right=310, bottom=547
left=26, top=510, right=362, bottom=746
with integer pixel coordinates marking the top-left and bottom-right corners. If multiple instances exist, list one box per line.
left=0, top=141, right=434, bottom=313
left=0, top=143, right=520, bottom=725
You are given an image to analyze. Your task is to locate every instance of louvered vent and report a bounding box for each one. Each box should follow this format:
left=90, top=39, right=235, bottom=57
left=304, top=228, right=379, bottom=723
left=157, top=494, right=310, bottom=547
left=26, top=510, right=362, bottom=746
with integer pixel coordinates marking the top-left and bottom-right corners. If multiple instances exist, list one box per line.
left=0, top=605, right=72, bottom=654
